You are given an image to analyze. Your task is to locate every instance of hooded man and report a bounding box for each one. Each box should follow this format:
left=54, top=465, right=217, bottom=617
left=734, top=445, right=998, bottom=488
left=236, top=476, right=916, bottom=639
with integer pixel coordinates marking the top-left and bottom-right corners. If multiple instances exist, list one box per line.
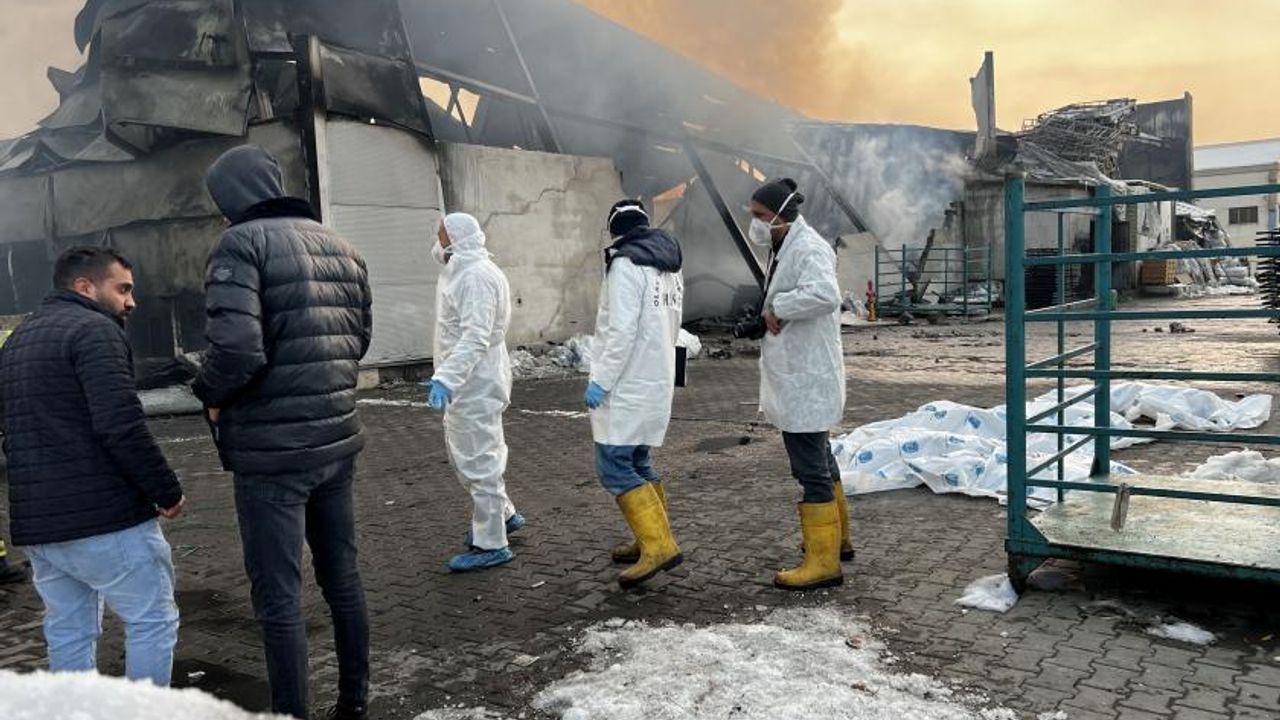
left=196, top=145, right=373, bottom=720
left=585, top=200, right=685, bottom=589
left=426, top=212, right=524, bottom=573
left=747, top=178, right=853, bottom=591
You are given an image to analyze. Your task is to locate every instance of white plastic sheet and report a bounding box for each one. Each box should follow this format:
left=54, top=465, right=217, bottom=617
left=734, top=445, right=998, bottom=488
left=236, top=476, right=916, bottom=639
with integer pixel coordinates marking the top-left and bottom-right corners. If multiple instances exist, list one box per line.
left=832, top=383, right=1273, bottom=506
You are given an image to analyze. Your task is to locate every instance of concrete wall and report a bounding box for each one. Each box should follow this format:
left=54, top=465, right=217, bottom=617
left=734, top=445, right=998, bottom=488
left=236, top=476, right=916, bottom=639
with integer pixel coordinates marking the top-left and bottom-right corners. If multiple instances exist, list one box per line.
left=437, top=142, right=623, bottom=346
left=1194, top=166, right=1279, bottom=260
left=964, top=181, right=1093, bottom=282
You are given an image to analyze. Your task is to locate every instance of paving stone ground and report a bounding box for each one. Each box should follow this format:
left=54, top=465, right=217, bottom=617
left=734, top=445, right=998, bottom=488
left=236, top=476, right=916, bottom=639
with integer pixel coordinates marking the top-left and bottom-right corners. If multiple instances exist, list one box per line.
left=2, top=295, right=1278, bottom=719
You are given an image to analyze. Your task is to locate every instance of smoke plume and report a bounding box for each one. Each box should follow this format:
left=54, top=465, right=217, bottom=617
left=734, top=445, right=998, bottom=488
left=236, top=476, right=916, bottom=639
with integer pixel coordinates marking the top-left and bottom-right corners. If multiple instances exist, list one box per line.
left=576, top=0, right=860, bottom=121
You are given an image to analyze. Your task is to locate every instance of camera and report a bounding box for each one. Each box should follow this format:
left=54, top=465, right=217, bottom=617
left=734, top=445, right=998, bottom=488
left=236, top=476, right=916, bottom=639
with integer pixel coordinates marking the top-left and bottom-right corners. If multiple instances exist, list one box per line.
left=732, top=314, right=768, bottom=340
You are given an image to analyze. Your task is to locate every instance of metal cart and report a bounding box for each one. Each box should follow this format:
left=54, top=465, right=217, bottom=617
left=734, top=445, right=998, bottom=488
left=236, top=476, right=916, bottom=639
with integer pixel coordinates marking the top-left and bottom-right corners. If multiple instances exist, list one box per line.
left=1003, top=177, right=1280, bottom=591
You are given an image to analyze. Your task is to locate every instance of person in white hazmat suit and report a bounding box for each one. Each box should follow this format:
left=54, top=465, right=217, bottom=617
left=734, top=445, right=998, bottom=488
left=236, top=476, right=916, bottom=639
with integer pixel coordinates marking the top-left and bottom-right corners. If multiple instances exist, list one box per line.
left=584, top=200, right=685, bottom=589
left=426, top=213, right=525, bottom=573
left=743, top=178, right=853, bottom=591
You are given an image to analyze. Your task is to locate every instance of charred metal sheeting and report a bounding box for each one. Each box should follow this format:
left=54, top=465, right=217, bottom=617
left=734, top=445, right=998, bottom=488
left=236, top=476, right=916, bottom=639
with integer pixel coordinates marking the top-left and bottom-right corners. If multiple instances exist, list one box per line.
left=1118, top=95, right=1194, bottom=190
left=319, top=43, right=429, bottom=134
left=0, top=0, right=426, bottom=175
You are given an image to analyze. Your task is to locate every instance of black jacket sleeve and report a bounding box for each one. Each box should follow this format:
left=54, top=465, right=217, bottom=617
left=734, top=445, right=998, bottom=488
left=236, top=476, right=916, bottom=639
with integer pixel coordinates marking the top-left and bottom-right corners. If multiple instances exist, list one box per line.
left=72, top=321, right=183, bottom=509
left=358, top=257, right=373, bottom=360
left=193, top=232, right=267, bottom=408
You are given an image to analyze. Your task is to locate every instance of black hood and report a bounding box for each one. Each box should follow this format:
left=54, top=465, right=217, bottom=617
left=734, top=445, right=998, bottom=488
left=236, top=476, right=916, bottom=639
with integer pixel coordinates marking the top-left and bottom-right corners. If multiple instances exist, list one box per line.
left=607, top=226, right=683, bottom=273
left=206, top=145, right=287, bottom=223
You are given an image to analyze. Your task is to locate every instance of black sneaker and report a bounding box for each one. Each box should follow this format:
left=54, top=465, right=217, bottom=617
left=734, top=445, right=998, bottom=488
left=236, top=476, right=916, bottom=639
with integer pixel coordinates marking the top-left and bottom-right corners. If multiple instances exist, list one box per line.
left=323, top=703, right=368, bottom=720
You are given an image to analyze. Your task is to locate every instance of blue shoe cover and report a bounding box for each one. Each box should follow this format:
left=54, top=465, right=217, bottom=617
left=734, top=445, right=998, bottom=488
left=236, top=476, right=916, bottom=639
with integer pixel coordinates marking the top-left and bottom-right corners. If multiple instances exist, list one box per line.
left=448, top=547, right=514, bottom=572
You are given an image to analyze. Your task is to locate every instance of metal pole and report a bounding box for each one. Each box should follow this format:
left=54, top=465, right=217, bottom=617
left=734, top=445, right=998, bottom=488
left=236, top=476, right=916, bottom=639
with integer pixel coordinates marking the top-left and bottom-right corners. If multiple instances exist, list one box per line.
left=683, top=140, right=765, bottom=288
left=293, top=34, right=325, bottom=223
left=492, top=0, right=563, bottom=153
left=1092, top=185, right=1113, bottom=477
left=1005, top=176, right=1028, bottom=542
left=900, top=244, right=907, bottom=312
left=1056, top=212, right=1066, bottom=501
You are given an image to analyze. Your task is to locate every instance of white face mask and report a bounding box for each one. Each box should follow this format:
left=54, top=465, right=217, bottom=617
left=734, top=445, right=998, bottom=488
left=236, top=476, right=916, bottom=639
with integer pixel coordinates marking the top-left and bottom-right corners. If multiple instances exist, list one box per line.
left=431, top=241, right=451, bottom=266
left=747, top=191, right=797, bottom=247
left=747, top=218, right=775, bottom=246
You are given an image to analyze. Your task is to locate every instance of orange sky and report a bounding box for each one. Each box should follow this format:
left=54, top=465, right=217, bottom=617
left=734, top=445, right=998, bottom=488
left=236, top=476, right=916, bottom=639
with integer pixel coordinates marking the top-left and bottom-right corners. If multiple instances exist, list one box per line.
left=2, top=1, right=1274, bottom=144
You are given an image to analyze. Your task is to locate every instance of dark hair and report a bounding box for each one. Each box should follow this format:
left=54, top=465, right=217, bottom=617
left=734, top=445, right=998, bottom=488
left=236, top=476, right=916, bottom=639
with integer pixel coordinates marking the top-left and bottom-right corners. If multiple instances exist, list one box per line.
left=53, top=247, right=133, bottom=290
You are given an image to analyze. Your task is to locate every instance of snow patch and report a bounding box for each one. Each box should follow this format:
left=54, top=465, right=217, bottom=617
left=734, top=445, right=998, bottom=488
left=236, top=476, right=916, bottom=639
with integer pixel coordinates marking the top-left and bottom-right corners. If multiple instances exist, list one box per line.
left=1189, top=451, right=1280, bottom=484
left=414, top=709, right=511, bottom=720
left=530, top=607, right=1010, bottom=719
left=955, top=574, right=1019, bottom=613
left=1148, top=621, right=1216, bottom=646
left=0, top=670, right=287, bottom=720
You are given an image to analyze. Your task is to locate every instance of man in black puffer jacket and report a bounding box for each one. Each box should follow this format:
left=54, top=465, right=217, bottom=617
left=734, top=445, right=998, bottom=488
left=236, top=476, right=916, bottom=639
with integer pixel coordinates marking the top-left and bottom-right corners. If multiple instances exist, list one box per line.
left=1, top=246, right=184, bottom=686
left=195, top=145, right=373, bottom=720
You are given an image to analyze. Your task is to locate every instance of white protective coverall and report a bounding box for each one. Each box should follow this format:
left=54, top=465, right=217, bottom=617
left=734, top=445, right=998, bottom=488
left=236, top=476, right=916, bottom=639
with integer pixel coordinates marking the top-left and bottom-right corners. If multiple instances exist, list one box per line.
left=759, top=215, right=847, bottom=433
left=590, top=256, right=684, bottom=447
left=432, top=213, right=517, bottom=550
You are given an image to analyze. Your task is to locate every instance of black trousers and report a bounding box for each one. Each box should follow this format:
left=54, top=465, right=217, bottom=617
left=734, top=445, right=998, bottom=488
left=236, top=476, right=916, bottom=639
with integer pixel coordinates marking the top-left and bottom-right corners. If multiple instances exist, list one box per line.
left=782, top=431, right=842, bottom=503
left=234, top=457, right=369, bottom=719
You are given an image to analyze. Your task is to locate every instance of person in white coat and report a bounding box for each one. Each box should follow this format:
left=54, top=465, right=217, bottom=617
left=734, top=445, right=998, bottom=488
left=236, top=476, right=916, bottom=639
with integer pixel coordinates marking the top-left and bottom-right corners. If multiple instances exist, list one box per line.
left=585, top=200, right=685, bottom=589
left=746, top=178, right=853, bottom=591
left=427, top=213, right=525, bottom=573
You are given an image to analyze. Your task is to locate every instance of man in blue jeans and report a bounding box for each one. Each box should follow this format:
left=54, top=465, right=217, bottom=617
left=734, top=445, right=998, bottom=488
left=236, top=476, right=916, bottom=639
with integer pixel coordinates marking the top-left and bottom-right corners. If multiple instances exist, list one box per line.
left=0, top=247, right=186, bottom=686
left=196, top=146, right=373, bottom=720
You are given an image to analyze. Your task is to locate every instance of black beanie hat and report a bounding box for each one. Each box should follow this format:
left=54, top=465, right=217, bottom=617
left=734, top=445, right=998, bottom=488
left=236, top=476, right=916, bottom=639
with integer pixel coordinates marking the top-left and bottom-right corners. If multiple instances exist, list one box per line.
left=751, top=178, right=804, bottom=222
left=607, top=199, right=650, bottom=237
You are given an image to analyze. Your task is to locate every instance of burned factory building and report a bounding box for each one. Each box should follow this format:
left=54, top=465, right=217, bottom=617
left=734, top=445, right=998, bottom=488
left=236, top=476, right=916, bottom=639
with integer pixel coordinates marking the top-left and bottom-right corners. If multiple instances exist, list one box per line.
left=0, top=0, right=1212, bottom=374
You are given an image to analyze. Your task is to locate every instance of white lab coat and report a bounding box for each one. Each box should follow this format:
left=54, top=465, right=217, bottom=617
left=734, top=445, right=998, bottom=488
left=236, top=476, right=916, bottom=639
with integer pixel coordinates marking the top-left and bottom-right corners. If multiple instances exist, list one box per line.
left=590, top=256, right=684, bottom=447
left=433, top=238, right=516, bottom=550
left=759, top=215, right=846, bottom=433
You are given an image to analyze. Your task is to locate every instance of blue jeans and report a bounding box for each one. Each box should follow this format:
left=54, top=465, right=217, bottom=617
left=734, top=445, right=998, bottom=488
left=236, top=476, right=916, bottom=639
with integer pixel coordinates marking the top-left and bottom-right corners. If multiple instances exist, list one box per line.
left=595, top=444, right=658, bottom=496
left=25, top=519, right=179, bottom=686
left=235, top=457, right=369, bottom=719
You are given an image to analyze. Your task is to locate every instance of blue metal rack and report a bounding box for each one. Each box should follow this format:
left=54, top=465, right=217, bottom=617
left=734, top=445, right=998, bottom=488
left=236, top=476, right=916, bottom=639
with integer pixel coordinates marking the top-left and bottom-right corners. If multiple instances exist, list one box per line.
left=1004, top=177, right=1280, bottom=591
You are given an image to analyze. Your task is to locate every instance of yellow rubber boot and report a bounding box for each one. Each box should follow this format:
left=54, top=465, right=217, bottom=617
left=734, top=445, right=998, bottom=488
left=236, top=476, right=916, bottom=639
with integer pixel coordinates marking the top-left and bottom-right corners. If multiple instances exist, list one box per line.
left=611, top=482, right=665, bottom=564
left=833, top=481, right=855, bottom=562
left=616, top=483, right=683, bottom=588
left=774, top=501, right=844, bottom=591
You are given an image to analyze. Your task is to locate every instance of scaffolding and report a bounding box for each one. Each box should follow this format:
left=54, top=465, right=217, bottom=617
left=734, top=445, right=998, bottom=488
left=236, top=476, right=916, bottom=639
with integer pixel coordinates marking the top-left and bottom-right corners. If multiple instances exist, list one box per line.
left=1019, top=99, right=1140, bottom=178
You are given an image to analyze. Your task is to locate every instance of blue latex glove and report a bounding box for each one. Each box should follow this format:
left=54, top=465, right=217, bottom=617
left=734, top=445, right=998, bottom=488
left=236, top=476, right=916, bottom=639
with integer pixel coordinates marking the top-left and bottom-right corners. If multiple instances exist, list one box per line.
left=427, top=380, right=454, bottom=411
left=584, top=382, right=608, bottom=410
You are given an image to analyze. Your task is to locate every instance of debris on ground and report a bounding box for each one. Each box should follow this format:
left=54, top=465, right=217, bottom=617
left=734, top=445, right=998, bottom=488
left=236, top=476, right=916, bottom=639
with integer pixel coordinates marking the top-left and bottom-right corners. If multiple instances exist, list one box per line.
left=955, top=575, right=1019, bottom=613
left=1169, top=322, right=1194, bottom=334
left=1147, top=620, right=1216, bottom=645
left=529, top=608, right=1014, bottom=720
left=139, top=385, right=204, bottom=417
left=510, top=330, right=707, bottom=380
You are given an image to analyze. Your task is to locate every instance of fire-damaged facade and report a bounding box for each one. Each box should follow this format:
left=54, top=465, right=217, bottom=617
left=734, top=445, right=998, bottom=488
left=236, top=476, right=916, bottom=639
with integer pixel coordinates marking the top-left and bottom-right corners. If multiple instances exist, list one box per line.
left=0, top=0, right=1205, bottom=371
